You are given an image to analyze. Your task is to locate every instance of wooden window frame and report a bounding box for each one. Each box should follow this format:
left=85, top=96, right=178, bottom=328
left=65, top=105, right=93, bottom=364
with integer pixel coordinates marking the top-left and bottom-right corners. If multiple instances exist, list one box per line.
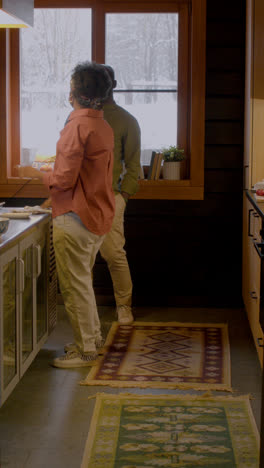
left=0, top=0, right=206, bottom=200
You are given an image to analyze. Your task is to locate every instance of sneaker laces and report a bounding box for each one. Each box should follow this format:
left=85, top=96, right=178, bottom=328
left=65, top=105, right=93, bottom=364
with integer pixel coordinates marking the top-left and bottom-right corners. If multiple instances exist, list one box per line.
left=60, top=350, right=97, bottom=362
left=81, top=352, right=98, bottom=362
left=60, top=350, right=80, bottom=361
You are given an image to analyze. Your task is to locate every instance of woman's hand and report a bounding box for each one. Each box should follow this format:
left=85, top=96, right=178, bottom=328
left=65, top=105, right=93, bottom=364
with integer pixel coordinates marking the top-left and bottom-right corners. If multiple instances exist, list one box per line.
left=121, top=191, right=130, bottom=203
left=16, top=165, right=44, bottom=180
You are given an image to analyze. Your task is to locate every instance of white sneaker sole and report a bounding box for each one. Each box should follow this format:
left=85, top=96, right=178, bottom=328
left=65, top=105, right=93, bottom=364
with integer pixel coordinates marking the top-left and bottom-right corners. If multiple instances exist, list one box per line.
left=52, top=358, right=98, bottom=368
left=53, top=361, right=97, bottom=368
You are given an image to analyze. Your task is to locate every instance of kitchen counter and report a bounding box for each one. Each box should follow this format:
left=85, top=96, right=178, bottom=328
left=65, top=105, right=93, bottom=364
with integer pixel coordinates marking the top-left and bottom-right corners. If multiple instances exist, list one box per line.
left=246, top=190, right=264, bottom=220
left=0, top=208, right=50, bottom=253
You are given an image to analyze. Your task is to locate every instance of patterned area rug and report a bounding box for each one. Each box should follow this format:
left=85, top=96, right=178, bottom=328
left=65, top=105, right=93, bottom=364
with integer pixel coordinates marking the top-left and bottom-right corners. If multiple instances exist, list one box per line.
left=81, top=322, right=231, bottom=390
left=81, top=393, right=259, bottom=468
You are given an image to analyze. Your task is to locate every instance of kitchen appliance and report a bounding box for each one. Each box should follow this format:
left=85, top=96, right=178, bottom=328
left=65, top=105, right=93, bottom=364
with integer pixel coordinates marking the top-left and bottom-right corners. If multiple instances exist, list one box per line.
left=251, top=208, right=264, bottom=467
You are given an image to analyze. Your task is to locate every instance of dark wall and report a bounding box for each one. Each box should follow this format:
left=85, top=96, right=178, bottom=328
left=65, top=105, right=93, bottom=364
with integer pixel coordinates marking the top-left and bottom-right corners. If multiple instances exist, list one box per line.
left=94, top=0, right=246, bottom=307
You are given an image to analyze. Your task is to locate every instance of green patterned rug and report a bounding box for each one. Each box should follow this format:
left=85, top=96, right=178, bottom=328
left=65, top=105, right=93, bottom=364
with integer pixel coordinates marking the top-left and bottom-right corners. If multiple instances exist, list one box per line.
left=82, top=322, right=231, bottom=391
left=81, top=393, right=259, bottom=468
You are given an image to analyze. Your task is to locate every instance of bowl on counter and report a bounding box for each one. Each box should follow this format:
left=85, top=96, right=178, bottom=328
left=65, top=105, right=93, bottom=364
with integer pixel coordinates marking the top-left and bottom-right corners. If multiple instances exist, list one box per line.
left=0, top=217, right=9, bottom=235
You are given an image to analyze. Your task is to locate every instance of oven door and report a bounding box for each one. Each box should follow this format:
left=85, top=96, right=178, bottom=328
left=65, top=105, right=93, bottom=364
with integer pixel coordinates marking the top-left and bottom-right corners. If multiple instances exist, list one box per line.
left=254, top=241, right=264, bottom=334
left=253, top=240, right=264, bottom=468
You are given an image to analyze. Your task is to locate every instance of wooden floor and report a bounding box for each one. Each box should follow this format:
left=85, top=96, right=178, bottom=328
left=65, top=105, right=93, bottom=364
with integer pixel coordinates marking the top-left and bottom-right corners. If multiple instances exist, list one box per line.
left=0, top=305, right=262, bottom=468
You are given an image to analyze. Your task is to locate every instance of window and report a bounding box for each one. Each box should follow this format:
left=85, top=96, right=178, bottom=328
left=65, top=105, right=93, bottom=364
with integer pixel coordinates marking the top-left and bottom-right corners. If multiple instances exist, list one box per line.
left=106, top=13, right=179, bottom=165
left=20, top=9, right=92, bottom=164
left=0, top=0, right=206, bottom=200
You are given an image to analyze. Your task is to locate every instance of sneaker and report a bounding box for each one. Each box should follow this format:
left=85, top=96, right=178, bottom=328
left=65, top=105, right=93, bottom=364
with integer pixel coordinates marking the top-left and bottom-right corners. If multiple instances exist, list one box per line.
left=64, top=342, right=77, bottom=353
left=117, top=305, right=134, bottom=325
left=52, top=350, right=98, bottom=368
left=64, top=338, right=105, bottom=354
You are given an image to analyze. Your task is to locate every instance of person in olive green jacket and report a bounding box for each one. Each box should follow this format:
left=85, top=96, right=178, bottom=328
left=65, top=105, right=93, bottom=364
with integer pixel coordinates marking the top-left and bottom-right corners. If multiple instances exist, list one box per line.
left=100, top=65, right=141, bottom=325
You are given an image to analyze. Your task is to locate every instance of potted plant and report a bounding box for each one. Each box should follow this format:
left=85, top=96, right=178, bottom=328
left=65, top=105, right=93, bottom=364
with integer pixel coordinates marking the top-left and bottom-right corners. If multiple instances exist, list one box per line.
left=161, top=145, right=186, bottom=180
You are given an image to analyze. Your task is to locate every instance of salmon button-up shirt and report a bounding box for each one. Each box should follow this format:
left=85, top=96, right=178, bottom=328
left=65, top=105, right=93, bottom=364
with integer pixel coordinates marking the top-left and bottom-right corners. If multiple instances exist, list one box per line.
left=43, top=108, right=115, bottom=236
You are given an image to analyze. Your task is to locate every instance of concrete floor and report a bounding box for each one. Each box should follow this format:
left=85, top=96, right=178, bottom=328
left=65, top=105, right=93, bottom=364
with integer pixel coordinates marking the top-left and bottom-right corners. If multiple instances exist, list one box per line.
left=0, top=305, right=262, bottom=468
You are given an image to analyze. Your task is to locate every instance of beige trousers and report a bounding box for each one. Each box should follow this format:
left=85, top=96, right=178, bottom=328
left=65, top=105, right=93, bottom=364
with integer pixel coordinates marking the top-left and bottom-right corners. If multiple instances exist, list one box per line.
left=53, top=213, right=104, bottom=353
left=100, top=193, right=132, bottom=307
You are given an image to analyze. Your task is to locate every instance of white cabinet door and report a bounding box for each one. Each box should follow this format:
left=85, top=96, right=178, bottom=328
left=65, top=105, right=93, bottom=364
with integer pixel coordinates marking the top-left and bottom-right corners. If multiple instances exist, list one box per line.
left=19, top=232, right=37, bottom=376
left=34, top=223, right=49, bottom=348
left=19, top=223, right=49, bottom=376
left=0, top=218, right=50, bottom=405
left=0, top=245, right=19, bottom=406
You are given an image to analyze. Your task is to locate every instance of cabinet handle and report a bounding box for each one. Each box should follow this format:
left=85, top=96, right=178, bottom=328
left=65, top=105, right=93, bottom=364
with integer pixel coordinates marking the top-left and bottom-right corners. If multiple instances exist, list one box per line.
left=17, top=258, right=24, bottom=293
left=34, top=244, right=41, bottom=278
left=15, top=259, right=19, bottom=295
left=250, top=291, right=258, bottom=300
left=248, top=209, right=254, bottom=237
left=257, top=337, right=264, bottom=348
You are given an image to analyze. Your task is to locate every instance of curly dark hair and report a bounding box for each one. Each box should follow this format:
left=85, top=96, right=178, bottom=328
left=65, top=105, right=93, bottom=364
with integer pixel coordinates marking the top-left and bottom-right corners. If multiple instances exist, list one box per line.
left=103, top=65, right=117, bottom=89
left=71, top=61, right=112, bottom=109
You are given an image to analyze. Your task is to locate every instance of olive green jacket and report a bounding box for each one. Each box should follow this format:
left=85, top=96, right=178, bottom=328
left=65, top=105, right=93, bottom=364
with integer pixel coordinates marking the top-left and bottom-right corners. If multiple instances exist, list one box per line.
left=103, top=101, right=141, bottom=196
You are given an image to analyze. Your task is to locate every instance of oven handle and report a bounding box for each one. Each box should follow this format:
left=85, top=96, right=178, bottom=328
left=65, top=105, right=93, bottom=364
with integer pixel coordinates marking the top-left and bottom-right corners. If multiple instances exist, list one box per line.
left=248, top=209, right=254, bottom=237
left=254, top=241, right=264, bottom=258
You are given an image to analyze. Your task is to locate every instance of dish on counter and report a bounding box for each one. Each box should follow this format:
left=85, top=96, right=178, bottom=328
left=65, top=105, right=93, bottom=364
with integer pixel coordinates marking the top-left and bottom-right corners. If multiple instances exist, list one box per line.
left=0, top=217, right=9, bottom=233
left=11, top=206, right=51, bottom=214
left=0, top=212, right=31, bottom=219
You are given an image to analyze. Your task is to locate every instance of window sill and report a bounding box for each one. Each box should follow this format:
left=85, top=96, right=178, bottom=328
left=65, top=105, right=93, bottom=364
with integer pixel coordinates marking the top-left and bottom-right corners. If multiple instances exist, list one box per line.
left=0, top=178, right=204, bottom=200
left=0, top=178, right=49, bottom=198
left=132, top=179, right=204, bottom=200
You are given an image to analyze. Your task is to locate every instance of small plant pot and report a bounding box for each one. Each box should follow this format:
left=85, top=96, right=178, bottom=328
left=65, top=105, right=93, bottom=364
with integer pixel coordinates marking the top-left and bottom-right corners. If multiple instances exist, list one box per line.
left=163, top=161, right=181, bottom=180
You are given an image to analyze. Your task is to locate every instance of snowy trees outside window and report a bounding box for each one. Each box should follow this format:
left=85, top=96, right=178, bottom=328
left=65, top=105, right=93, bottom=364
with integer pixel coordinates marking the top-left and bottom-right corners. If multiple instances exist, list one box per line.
left=20, top=9, right=92, bottom=163
left=106, top=13, right=178, bottom=164
left=20, top=10, right=178, bottom=166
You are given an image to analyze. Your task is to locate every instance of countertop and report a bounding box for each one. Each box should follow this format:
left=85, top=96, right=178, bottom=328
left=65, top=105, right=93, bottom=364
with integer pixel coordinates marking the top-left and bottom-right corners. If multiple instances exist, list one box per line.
left=246, top=190, right=264, bottom=219
left=0, top=207, right=50, bottom=252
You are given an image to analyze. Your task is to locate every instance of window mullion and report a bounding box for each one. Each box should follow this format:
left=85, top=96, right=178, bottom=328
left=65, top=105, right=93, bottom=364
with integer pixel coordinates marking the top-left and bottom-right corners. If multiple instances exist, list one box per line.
left=9, top=30, right=21, bottom=177
left=178, top=5, right=189, bottom=177
left=189, top=0, right=206, bottom=186
left=0, top=30, right=8, bottom=183
left=92, top=4, right=105, bottom=63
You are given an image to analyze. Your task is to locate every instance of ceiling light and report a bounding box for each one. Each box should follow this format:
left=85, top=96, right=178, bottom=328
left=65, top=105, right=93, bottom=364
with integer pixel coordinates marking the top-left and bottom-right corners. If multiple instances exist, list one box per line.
left=0, top=0, right=33, bottom=28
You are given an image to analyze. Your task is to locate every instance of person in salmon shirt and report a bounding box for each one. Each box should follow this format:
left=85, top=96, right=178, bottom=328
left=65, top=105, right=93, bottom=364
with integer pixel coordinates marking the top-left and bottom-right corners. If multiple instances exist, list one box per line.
left=18, top=62, right=115, bottom=368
